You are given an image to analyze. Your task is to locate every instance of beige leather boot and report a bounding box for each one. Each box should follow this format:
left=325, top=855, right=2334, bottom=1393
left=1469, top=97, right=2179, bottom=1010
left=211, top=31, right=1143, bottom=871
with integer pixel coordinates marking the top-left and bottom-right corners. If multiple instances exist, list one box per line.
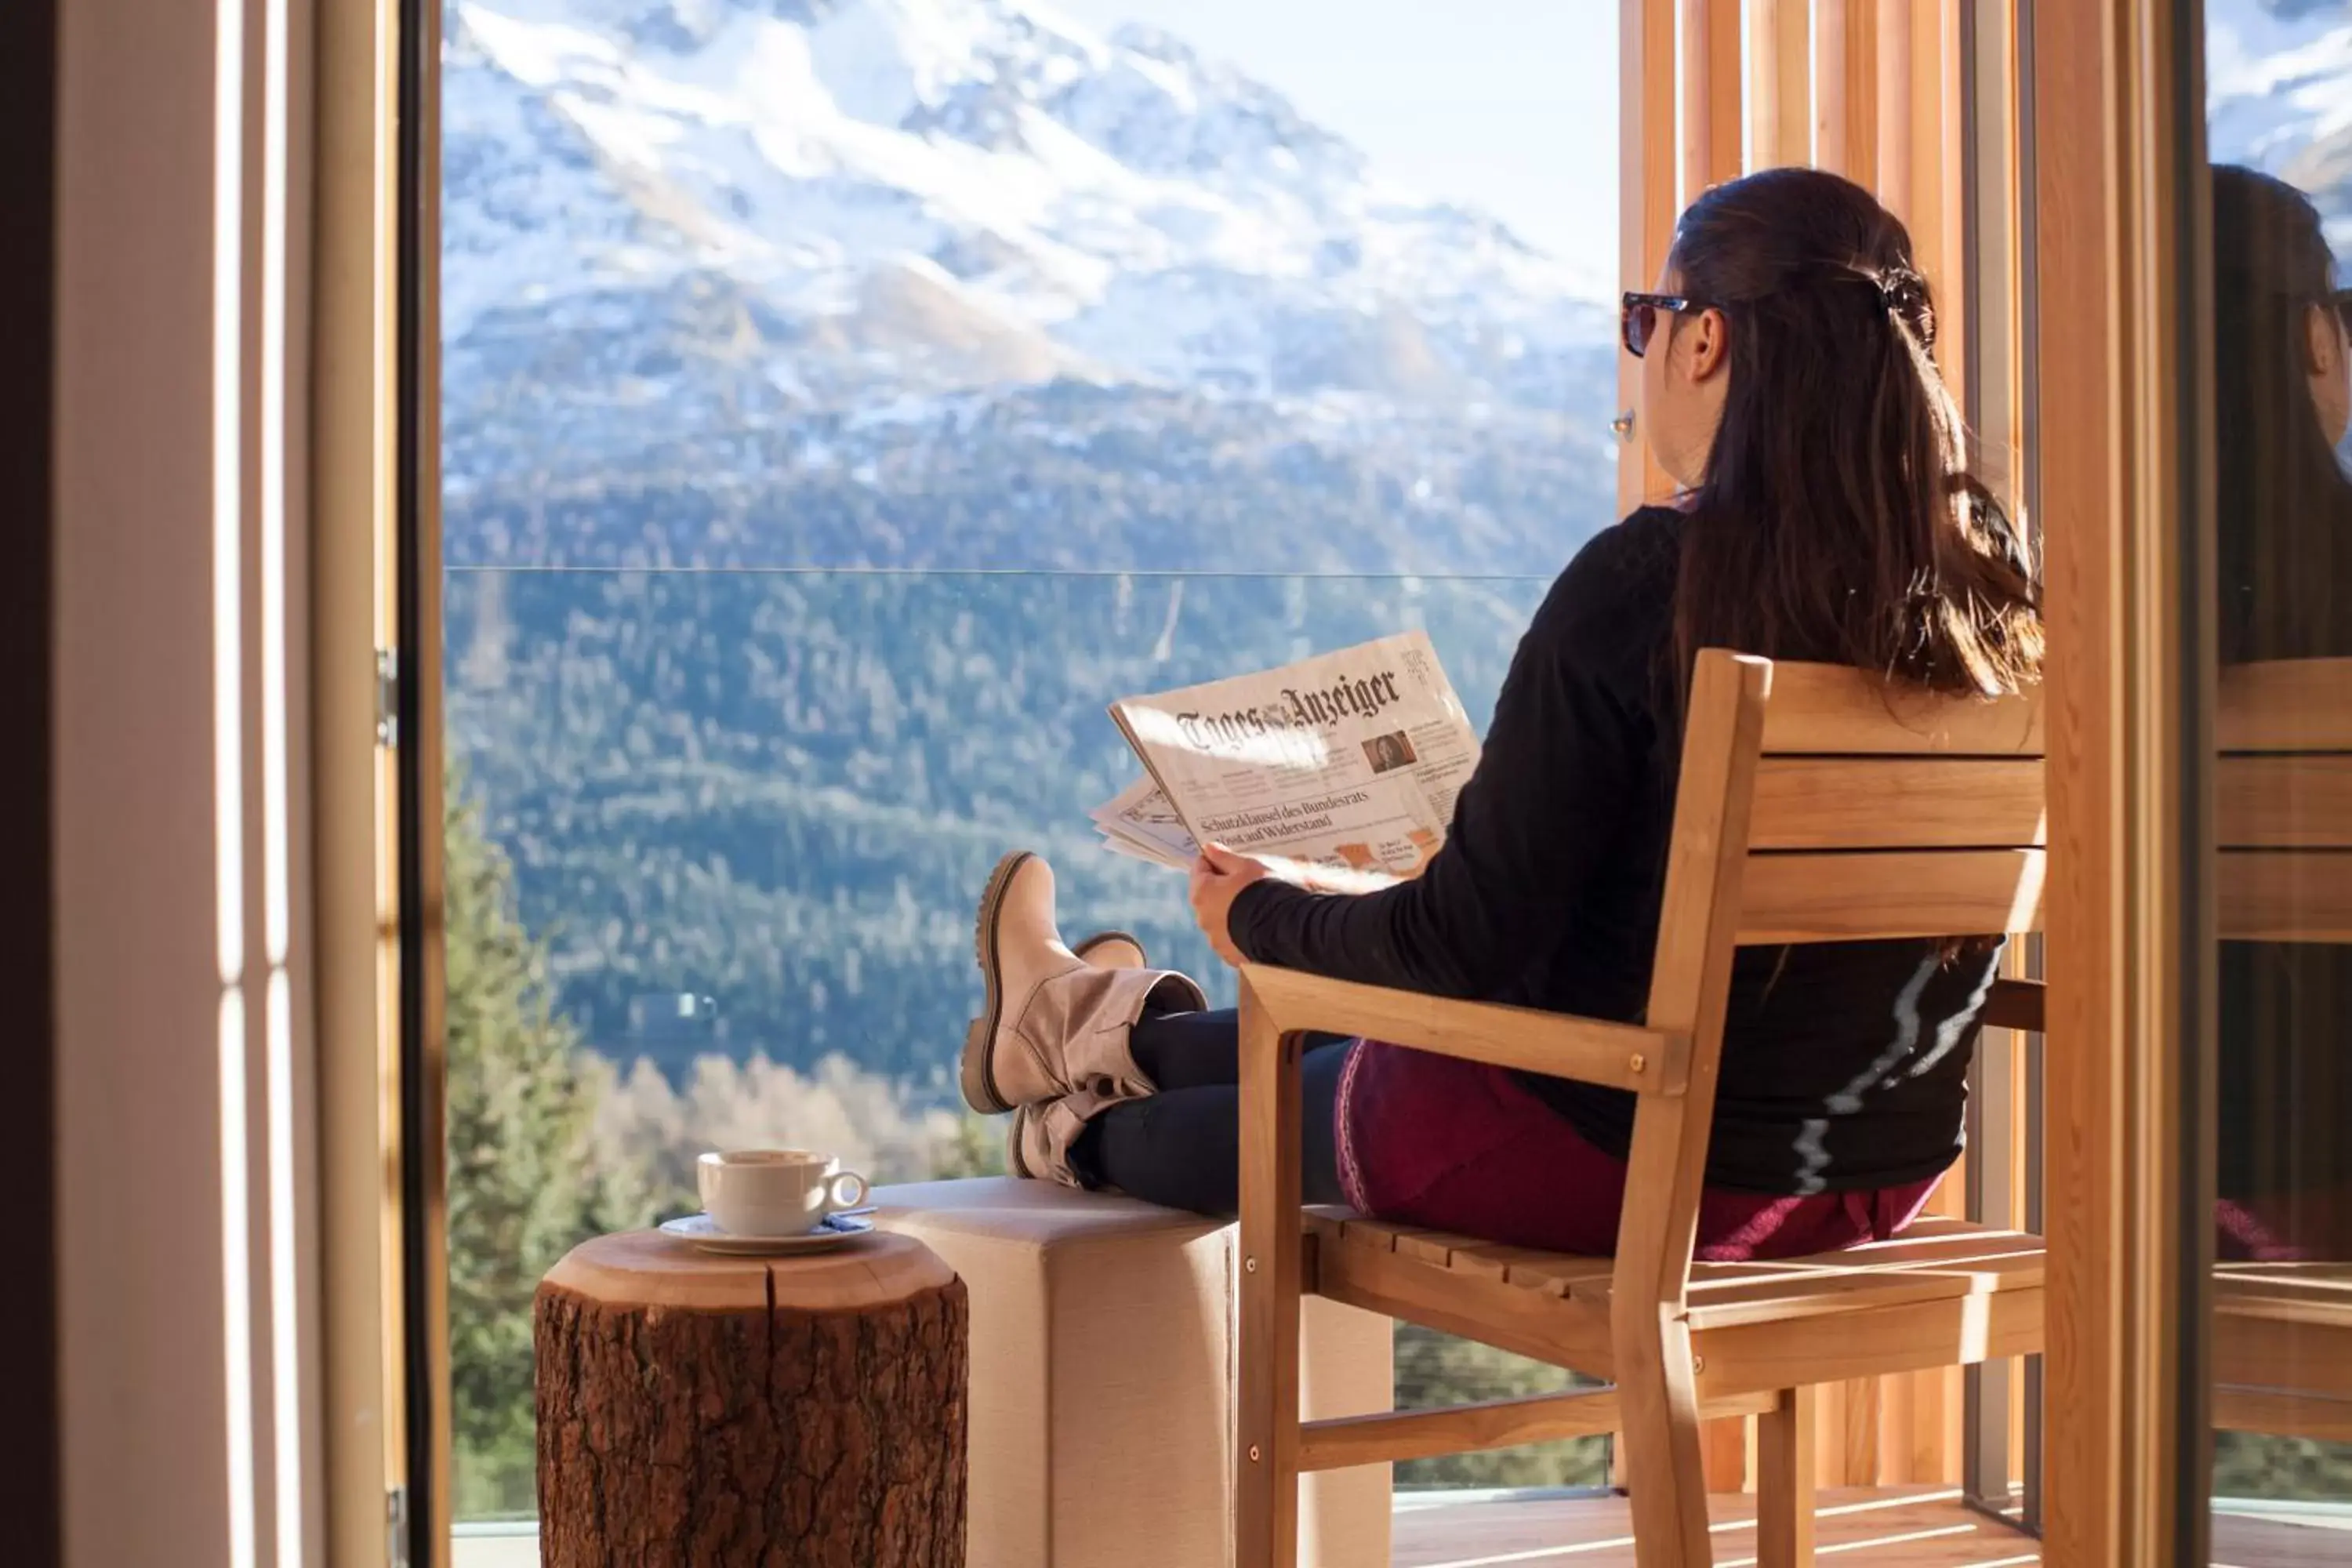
left=1072, top=930, right=1146, bottom=969
left=1005, top=1091, right=1109, bottom=1187
left=962, top=851, right=1205, bottom=1114
left=1007, top=931, right=1149, bottom=1183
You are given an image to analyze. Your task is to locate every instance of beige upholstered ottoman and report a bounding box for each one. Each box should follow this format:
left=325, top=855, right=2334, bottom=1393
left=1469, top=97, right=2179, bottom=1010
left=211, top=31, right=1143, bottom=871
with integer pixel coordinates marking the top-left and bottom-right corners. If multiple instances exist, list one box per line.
left=872, top=1178, right=1392, bottom=1568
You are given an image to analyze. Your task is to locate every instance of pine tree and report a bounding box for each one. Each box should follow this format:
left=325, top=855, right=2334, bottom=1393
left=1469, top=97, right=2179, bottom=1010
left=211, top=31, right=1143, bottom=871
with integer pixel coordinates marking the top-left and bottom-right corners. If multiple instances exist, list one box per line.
left=444, top=782, right=648, bottom=1517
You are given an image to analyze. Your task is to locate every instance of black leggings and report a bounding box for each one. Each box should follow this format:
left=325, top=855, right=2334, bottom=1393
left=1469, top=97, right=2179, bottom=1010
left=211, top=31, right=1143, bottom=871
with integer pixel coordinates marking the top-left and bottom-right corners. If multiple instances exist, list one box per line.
left=1068, top=1007, right=1353, bottom=1215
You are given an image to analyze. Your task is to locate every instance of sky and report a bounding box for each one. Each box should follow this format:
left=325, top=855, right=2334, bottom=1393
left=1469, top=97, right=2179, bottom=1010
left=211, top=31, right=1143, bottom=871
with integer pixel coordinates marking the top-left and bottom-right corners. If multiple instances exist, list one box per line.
left=1044, top=0, right=1624, bottom=288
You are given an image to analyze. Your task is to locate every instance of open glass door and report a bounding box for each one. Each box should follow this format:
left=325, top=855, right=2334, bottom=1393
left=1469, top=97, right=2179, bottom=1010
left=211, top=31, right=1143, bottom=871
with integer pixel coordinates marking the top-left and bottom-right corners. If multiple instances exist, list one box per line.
left=417, top=0, right=1650, bottom=1559
left=2029, top=0, right=2352, bottom=1558
left=393, top=1, right=2085, bottom=1557
left=2199, top=0, right=2352, bottom=1557
left=394, top=0, right=452, bottom=1556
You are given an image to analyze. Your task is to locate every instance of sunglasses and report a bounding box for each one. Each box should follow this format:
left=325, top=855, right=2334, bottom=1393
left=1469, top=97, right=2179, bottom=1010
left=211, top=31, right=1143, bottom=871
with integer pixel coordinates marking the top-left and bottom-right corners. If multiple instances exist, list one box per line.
left=1621, top=291, right=1707, bottom=358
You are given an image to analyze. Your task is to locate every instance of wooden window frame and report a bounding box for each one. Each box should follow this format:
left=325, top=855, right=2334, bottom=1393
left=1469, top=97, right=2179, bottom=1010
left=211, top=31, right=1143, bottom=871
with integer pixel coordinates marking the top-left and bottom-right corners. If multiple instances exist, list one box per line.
left=314, top=0, right=445, bottom=1561
left=2032, top=1, right=2215, bottom=1561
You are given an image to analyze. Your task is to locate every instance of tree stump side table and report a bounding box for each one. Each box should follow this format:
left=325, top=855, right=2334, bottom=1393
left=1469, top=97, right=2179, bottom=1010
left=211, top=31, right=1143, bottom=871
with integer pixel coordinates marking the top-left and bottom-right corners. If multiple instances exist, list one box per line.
left=535, top=1229, right=967, bottom=1567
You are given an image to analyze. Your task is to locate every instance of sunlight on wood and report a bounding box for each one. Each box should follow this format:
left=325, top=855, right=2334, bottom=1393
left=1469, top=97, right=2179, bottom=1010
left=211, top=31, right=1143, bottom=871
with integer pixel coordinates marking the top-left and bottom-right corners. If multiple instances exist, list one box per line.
left=1395, top=1486, right=2038, bottom=1568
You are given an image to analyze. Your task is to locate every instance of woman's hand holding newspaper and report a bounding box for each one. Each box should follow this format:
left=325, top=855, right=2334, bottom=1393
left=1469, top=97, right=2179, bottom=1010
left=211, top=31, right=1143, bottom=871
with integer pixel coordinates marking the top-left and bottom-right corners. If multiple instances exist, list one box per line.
left=1191, top=844, right=1406, bottom=965
left=1188, top=843, right=1269, bottom=967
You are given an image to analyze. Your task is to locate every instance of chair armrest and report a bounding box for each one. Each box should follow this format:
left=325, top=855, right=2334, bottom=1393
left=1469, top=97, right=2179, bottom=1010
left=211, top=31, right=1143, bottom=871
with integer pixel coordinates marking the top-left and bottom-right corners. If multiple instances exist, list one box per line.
left=1238, top=964, right=1690, bottom=1096
left=1983, top=977, right=2045, bottom=1033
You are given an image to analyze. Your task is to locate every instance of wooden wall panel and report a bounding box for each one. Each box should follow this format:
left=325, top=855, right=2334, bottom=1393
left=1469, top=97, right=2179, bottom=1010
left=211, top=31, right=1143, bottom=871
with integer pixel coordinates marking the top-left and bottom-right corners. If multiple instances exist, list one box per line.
left=1933, top=0, right=1970, bottom=401
left=1620, top=0, right=1680, bottom=514
left=1707, top=0, right=1744, bottom=185
left=1813, top=0, right=1846, bottom=170
left=1814, top=0, right=1878, bottom=187
left=1679, top=0, right=1745, bottom=199
left=1875, top=0, right=1915, bottom=222
left=1747, top=0, right=1811, bottom=169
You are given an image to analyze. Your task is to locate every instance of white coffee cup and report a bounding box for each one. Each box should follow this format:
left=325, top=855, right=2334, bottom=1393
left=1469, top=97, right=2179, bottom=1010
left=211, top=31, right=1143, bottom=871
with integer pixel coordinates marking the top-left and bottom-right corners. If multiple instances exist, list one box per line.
left=696, top=1149, right=870, bottom=1238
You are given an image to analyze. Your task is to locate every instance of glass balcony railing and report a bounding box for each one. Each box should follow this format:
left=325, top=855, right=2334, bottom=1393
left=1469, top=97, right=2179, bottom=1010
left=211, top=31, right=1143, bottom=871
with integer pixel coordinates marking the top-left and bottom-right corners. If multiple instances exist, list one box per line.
left=440, top=0, right=1623, bottom=1526
left=441, top=564, right=1623, bottom=1517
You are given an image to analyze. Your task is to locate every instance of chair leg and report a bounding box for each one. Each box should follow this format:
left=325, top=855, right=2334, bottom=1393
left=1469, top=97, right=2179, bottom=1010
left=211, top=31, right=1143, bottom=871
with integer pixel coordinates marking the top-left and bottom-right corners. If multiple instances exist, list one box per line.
left=1235, top=1424, right=1298, bottom=1568
left=1756, top=1385, right=1817, bottom=1568
left=1616, top=1317, right=1712, bottom=1568
left=1235, top=1000, right=1304, bottom=1568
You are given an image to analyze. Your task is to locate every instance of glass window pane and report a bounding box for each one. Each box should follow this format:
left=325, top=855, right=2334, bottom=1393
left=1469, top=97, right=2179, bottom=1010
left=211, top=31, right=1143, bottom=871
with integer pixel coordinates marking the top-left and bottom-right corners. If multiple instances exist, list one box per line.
left=2203, top=0, right=2352, bottom=1556
left=441, top=0, right=1619, bottom=1538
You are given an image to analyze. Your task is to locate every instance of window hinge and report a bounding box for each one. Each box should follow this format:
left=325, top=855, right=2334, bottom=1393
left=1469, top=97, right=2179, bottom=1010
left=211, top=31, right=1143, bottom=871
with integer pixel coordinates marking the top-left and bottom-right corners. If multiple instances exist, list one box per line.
left=375, top=648, right=401, bottom=750
left=387, top=1485, right=409, bottom=1568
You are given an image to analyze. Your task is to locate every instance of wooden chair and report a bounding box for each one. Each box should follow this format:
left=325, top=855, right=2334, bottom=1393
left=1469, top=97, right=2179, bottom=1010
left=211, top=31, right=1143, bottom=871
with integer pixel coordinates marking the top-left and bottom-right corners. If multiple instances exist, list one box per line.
left=1232, top=649, right=2049, bottom=1568
left=2211, top=658, right=2352, bottom=1446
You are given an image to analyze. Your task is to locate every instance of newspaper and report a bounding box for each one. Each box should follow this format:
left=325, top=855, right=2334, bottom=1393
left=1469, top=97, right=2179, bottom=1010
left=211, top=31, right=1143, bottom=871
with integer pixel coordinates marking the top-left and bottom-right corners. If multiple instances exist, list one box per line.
left=1091, top=631, right=1479, bottom=888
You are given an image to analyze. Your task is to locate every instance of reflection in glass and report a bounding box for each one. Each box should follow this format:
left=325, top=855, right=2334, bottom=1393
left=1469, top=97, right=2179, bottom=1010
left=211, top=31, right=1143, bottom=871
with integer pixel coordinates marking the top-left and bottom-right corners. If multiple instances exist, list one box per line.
left=2205, top=2, right=2352, bottom=1544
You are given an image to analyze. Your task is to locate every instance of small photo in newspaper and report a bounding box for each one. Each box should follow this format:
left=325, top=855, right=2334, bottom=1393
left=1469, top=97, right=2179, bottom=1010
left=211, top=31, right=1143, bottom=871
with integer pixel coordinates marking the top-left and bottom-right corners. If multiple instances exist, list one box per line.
left=1361, top=731, right=1420, bottom=775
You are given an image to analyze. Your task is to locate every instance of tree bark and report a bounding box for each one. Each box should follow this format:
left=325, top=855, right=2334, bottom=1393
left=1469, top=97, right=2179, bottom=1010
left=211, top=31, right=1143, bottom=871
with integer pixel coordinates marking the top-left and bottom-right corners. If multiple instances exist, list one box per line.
left=535, top=1230, right=967, bottom=1567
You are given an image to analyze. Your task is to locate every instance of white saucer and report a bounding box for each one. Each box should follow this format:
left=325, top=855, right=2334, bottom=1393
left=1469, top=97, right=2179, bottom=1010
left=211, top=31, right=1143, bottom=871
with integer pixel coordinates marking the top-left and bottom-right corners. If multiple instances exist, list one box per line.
left=659, top=1212, right=875, bottom=1256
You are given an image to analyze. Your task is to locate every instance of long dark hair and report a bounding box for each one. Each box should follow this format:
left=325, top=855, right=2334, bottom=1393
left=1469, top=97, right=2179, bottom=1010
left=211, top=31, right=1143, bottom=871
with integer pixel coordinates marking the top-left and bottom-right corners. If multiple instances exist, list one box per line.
left=2212, top=164, right=2352, bottom=663
left=1664, top=168, right=2041, bottom=697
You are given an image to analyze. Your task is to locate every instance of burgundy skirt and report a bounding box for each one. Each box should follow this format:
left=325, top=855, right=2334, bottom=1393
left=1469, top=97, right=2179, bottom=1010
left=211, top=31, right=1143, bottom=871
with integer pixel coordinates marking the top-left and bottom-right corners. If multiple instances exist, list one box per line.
left=1334, top=1040, right=1944, bottom=1263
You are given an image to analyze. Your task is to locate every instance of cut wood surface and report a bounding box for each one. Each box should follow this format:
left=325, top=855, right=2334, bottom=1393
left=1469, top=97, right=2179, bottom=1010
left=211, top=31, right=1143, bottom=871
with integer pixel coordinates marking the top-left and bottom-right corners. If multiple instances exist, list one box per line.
left=536, top=1229, right=967, bottom=1568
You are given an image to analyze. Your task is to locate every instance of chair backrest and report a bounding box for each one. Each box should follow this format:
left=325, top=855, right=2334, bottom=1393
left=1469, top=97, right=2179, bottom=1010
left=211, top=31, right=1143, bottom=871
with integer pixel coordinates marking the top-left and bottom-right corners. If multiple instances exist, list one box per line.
left=1610, top=651, right=2045, bottom=1321
left=1741, top=661, right=2046, bottom=943
left=2218, top=658, right=2352, bottom=942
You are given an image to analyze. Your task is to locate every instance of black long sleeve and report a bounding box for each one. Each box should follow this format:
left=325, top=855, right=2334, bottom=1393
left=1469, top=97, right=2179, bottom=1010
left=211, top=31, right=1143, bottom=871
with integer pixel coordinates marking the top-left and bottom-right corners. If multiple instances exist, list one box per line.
left=1228, top=511, right=1676, bottom=1002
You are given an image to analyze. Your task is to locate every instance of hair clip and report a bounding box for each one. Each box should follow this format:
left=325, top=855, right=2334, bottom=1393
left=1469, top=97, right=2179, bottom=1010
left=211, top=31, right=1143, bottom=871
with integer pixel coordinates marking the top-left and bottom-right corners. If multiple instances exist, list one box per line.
left=1875, top=267, right=1936, bottom=349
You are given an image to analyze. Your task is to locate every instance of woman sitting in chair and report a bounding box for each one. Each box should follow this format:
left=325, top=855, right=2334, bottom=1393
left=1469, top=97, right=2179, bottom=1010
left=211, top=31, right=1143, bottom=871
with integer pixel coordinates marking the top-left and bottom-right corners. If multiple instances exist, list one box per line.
left=2211, top=163, right=2352, bottom=1262
left=960, top=167, right=2042, bottom=1262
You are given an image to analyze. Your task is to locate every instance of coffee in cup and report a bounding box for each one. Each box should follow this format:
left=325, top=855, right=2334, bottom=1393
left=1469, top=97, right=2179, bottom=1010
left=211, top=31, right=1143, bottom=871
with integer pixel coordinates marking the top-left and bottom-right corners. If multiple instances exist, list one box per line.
left=696, top=1149, right=870, bottom=1238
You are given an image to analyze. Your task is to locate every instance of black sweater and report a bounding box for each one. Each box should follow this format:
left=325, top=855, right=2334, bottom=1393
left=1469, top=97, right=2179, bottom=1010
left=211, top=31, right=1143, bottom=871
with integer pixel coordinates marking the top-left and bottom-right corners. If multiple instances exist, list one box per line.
left=1228, top=507, right=1998, bottom=1194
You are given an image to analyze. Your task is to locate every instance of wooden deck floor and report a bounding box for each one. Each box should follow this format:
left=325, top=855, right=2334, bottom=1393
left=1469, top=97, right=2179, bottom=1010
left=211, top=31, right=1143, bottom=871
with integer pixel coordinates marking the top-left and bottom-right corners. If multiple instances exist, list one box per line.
left=1391, top=1486, right=2350, bottom=1566
left=1393, top=1488, right=2033, bottom=1567
left=449, top=1488, right=2352, bottom=1566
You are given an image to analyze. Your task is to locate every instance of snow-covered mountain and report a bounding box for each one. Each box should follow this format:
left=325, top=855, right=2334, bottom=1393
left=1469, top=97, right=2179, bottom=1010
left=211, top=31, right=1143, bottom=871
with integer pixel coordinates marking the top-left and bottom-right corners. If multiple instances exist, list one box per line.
left=440, top=0, right=1620, bottom=570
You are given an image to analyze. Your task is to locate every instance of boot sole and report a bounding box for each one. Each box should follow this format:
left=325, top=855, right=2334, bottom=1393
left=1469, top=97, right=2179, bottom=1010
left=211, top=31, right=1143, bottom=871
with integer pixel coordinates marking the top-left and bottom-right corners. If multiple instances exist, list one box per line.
left=962, top=850, right=1035, bottom=1115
